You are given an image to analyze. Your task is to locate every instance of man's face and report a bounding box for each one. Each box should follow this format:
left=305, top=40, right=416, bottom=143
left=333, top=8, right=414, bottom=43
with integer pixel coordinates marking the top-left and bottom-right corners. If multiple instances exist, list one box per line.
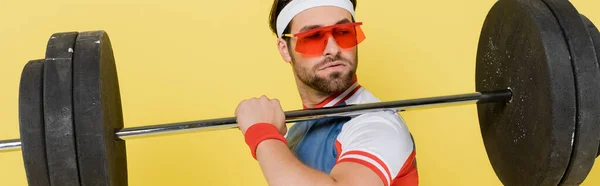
left=287, top=6, right=358, bottom=94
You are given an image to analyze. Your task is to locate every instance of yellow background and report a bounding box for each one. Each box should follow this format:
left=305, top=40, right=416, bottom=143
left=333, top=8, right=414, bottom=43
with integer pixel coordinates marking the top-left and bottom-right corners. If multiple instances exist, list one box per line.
left=1, top=0, right=599, bottom=185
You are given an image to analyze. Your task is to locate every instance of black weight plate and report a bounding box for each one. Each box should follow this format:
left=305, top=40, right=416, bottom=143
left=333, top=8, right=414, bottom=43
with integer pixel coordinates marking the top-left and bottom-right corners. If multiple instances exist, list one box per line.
left=540, top=1, right=600, bottom=185
left=19, top=59, right=51, bottom=186
left=475, top=0, right=576, bottom=185
left=73, top=31, right=128, bottom=186
left=43, top=32, right=80, bottom=186
left=580, top=14, right=600, bottom=159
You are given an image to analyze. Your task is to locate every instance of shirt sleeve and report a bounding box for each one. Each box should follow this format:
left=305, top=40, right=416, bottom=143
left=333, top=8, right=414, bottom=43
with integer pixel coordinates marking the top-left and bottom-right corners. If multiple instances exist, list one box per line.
left=334, top=111, right=416, bottom=186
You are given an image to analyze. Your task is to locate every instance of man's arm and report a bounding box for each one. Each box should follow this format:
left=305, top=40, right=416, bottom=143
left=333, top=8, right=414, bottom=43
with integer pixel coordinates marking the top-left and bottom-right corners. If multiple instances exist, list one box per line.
left=234, top=96, right=414, bottom=186
left=255, top=139, right=384, bottom=186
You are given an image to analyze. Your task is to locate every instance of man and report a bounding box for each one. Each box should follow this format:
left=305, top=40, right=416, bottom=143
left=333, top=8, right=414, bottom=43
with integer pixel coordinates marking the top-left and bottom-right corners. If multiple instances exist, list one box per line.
left=234, top=0, right=418, bottom=185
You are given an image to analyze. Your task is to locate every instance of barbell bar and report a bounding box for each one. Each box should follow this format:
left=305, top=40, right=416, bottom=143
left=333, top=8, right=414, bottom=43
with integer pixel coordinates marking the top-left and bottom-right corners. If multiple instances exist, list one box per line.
left=1, top=0, right=600, bottom=186
left=0, top=89, right=512, bottom=151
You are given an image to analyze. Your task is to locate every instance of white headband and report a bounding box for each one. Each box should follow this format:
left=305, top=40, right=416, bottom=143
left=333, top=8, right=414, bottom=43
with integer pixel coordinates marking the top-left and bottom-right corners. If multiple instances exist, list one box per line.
left=276, top=0, right=355, bottom=38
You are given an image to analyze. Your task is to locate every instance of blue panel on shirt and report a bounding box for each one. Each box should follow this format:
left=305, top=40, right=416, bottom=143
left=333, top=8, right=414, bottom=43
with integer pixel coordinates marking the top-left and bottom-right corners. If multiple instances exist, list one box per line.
left=286, top=116, right=351, bottom=174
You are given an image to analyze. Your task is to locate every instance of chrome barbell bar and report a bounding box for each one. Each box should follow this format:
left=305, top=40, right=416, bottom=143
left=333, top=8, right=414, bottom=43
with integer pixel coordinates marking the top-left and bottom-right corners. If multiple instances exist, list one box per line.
left=0, top=89, right=512, bottom=152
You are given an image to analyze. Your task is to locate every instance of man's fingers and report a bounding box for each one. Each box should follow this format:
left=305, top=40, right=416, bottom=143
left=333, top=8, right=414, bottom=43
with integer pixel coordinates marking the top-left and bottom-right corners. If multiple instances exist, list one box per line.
left=260, top=95, right=268, bottom=100
left=270, top=99, right=281, bottom=106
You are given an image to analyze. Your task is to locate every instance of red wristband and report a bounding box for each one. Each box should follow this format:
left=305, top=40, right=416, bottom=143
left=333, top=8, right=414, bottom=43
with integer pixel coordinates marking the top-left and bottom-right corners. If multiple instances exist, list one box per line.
left=244, top=123, right=287, bottom=160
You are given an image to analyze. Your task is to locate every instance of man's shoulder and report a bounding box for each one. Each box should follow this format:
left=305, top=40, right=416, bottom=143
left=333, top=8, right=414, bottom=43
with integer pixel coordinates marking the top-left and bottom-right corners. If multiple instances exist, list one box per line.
left=347, top=110, right=407, bottom=129
left=344, top=87, right=381, bottom=105
left=343, top=87, right=409, bottom=129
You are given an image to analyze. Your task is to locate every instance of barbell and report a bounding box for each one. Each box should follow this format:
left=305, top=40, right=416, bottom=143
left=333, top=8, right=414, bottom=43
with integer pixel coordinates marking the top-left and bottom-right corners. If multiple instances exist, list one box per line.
left=1, top=0, right=600, bottom=185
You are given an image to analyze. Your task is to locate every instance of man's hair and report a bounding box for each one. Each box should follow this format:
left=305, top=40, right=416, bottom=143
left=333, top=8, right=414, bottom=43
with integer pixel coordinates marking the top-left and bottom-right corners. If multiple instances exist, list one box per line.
left=268, top=0, right=358, bottom=37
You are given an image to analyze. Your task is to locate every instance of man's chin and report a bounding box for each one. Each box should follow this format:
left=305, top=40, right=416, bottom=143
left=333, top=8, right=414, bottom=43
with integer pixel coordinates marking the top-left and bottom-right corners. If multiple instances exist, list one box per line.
left=321, top=73, right=354, bottom=89
left=317, top=75, right=344, bottom=83
left=318, top=69, right=348, bottom=78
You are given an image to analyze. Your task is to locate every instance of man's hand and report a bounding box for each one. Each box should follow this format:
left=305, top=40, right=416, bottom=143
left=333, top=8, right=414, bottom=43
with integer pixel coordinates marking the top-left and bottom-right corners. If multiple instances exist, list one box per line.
left=234, top=95, right=287, bottom=136
left=234, top=96, right=389, bottom=186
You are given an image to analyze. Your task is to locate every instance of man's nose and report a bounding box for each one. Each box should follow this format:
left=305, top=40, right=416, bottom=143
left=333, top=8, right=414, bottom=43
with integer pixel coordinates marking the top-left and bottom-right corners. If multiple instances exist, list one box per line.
left=323, top=35, right=341, bottom=56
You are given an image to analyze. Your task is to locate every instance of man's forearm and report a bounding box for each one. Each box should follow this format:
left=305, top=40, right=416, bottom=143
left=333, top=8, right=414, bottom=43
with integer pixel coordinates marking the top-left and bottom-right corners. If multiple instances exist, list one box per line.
left=255, top=140, right=338, bottom=186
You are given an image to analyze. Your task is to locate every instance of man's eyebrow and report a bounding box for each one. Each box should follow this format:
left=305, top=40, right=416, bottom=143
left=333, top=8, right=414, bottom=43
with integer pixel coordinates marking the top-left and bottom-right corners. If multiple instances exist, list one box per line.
left=335, top=18, right=351, bottom=25
left=298, top=18, right=352, bottom=33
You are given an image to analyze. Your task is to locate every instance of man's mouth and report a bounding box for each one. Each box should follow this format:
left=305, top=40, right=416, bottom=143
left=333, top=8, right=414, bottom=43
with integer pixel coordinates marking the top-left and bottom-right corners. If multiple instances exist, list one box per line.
left=319, top=61, right=347, bottom=70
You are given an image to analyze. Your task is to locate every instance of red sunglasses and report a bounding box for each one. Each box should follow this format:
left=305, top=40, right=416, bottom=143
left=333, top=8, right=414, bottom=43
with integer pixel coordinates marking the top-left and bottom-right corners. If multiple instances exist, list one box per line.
left=283, top=22, right=365, bottom=56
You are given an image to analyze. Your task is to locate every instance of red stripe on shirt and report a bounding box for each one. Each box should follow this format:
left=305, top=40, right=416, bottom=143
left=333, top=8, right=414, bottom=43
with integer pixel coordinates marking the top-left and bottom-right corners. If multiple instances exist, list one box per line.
left=391, top=150, right=418, bottom=186
left=339, top=150, right=392, bottom=184
left=337, top=158, right=390, bottom=186
left=335, top=140, right=342, bottom=160
left=332, top=85, right=362, bottom=106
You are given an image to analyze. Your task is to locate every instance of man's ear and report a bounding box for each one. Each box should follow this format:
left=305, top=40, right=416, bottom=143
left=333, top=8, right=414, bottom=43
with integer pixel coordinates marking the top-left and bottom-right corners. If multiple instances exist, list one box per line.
left=277, top=38, right=293, bottom=63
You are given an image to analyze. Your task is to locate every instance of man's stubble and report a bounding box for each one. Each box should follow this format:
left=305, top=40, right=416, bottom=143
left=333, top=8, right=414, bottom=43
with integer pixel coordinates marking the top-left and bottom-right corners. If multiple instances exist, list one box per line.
left=292, top=52, right=358, bottom=95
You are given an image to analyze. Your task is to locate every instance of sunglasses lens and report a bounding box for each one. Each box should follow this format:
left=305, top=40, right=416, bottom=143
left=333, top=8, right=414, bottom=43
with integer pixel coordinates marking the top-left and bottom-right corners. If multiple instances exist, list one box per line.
left=293, top=23, right=365, bottom=56
left=334, top=24, right=365, bottom=49
left=295, top=30, right=328, bottom=55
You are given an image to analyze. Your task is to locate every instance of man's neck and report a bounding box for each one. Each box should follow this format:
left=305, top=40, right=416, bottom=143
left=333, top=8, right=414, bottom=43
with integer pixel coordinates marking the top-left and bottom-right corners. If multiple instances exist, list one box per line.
left=294, top=75, right=359, bottom=109
left=296, top=81, right=331, bottom=109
